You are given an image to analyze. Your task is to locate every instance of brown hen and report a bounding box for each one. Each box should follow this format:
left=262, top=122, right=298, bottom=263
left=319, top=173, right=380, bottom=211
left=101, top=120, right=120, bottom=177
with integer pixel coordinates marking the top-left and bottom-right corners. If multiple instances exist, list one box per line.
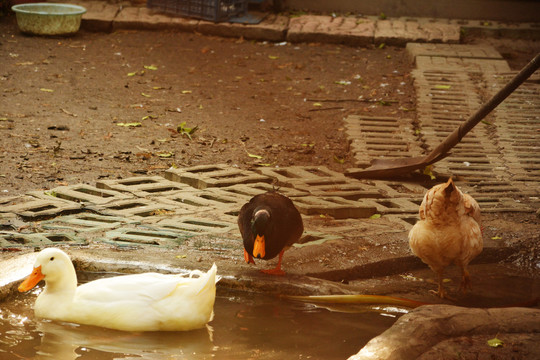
left=408, top=178, right=483, bottom=299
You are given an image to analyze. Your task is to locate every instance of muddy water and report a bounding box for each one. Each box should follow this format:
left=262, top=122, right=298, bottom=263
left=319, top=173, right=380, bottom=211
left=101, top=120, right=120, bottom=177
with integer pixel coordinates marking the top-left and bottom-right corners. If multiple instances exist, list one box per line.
left=0, top=275, right=400, bottom=360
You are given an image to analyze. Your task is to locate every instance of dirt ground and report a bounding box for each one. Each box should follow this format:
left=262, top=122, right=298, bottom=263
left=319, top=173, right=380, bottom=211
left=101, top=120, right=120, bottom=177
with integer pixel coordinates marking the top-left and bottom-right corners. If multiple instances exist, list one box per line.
left=1, top=14, right=418, bottom=195
left=1, top=15, right=539, bottom=195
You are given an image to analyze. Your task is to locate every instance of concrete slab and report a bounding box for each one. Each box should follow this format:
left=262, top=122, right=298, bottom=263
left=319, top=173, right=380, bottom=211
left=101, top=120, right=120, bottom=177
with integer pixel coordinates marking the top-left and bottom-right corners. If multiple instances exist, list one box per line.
left=374, top=19, right=460, bottom=46
left=156, top=216, right=237, bottom=235
left=155, top=188, right=247, bottom=215
left=0, top=195, right=82, bottom=219
left=292, top=195, right=377, bottom=219
left=287, top=15, right=375, bottom=46
left=29, top=184, right=133, bottom=205
left=100, top=226, right=188, bottom=247
left=343, top=115, right=424, bottom=169
left=482, top=71, right=540, bottom=187
left=218, top=182, right=309, bottom=198
left=256, top=165, right=349, bottom=187
left=406, top=43, right=503, bottom=64
left=40, top=213, right=132, bottom=233
left=367, top=198, right=420, bottom=214
left=113, top=6, right=200, bottom=31
left=198, top=14, right=289, bottom=42
left=415, top=56, right=511, bottom=72
left=0, top=232, right=85, bottom=248
left=294, top=182, right=382, bottom=200
left=294, top=230, right=341, bottom=248
left=96, top=175, right=192, bottom=198
left=89, top=197, right=184, bottom=219
left=165, top=164, right=272, bottom=189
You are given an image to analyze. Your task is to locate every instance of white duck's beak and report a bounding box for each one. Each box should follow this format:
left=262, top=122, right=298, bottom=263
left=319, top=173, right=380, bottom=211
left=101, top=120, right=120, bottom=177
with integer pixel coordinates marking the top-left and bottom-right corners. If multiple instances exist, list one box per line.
left=19, top=266, right=44, bottom=292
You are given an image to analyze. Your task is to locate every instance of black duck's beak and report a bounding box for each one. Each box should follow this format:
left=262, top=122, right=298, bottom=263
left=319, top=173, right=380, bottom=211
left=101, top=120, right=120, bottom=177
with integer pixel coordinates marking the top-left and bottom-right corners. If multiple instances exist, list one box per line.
left=253, top=235, right=266, bottom=258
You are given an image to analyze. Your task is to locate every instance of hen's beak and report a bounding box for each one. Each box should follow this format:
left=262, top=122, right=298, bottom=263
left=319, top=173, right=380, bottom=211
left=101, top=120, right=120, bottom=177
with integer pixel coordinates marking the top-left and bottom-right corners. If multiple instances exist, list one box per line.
left=253, top=235, right=266, bottom=259
left=18, top=266, right=44, bottom=292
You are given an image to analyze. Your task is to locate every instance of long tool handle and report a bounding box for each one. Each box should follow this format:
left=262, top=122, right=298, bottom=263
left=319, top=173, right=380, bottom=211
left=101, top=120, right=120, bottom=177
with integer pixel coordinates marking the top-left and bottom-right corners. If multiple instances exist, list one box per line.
left=426, top=52, right=540, bottom=164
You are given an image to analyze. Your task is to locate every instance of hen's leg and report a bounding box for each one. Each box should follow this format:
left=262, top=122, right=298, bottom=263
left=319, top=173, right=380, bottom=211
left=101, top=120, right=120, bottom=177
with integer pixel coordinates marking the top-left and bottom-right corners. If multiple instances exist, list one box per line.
left=429, top=271, right=447, bottom=298
left=429, top=270, right=455, bottom=300
left=459, top=266, right=472, bottom=293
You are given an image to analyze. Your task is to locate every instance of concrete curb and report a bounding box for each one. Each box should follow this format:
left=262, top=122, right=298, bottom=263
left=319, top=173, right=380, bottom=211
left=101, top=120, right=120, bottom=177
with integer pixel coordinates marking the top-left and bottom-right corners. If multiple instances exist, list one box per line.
left=63, top=1, right=540, bottom=45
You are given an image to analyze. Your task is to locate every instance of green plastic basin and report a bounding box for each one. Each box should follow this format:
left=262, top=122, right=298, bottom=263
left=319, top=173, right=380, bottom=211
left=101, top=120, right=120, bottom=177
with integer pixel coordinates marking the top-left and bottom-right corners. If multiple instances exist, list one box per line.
left=11, top=3, right=87, bottom=35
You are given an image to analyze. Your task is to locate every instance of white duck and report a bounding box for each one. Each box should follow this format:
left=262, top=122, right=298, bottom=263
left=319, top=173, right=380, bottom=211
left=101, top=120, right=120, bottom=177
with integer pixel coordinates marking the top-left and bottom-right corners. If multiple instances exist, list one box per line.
left=18, top=248, right=219, bottom=332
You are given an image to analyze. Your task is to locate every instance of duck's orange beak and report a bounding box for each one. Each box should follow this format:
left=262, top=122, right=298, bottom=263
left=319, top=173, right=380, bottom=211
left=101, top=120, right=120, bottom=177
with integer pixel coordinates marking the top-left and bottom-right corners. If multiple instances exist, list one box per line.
left=253, top=235, right=265, bottom=259
left=18, top=266, right=44, bottom=292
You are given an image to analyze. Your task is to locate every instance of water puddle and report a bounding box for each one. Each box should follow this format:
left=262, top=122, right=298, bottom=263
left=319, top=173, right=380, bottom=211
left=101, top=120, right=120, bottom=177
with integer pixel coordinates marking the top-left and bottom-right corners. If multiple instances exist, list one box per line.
left=1, top=273, right=402, bottom=360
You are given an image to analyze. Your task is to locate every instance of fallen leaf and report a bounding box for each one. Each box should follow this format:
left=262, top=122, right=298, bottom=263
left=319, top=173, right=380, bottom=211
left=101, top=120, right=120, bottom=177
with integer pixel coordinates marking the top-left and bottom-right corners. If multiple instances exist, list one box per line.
left=156, top=152, right=174, bottom=158
left=181, top=90, right=192, bottom=94
left=369, top=214, right=381, bottom=219
left=61, top=108, right=77, bottom=117
left=487, top=337, right=504, bottom=348
left=268, top=55, right=279, bottom=60
left=247, top=152, right=263, bottom=159
left=313, top=102, right=323, bottom=107
left=177, top=122, right=198, bottom=139
left=333, top=155, right=345, bottom=164
left=144, top=65, right=158, bottom=71
left=491, top=236, right=502, bottom=240
left=423, top=165, right=436, bottom=180
left=141, top=93, right=151, bottom=98
left=127, top=71, right=138, bottom=77
left=434, top=84, right=452, bottom=90
left=117, top=122, right=142, bottom=127
left=142, top=115, right=158, bottom=120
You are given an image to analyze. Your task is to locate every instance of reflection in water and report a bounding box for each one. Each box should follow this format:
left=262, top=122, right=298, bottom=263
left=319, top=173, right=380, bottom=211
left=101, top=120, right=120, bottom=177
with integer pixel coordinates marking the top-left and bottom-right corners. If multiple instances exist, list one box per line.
left=35, top=321, right=214, bottom=360
left=1, top=282, right=400, bottom=359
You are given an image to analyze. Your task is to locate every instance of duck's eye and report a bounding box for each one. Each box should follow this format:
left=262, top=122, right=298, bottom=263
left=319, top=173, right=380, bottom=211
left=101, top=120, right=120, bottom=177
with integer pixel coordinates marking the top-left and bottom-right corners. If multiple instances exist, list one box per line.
left=50, top=257, right=55, bottom=261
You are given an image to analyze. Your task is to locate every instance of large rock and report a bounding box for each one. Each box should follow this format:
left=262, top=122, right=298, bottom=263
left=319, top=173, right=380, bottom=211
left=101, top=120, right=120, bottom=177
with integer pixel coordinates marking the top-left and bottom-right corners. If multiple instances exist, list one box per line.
left=350, top=304, right=540, bottom=360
